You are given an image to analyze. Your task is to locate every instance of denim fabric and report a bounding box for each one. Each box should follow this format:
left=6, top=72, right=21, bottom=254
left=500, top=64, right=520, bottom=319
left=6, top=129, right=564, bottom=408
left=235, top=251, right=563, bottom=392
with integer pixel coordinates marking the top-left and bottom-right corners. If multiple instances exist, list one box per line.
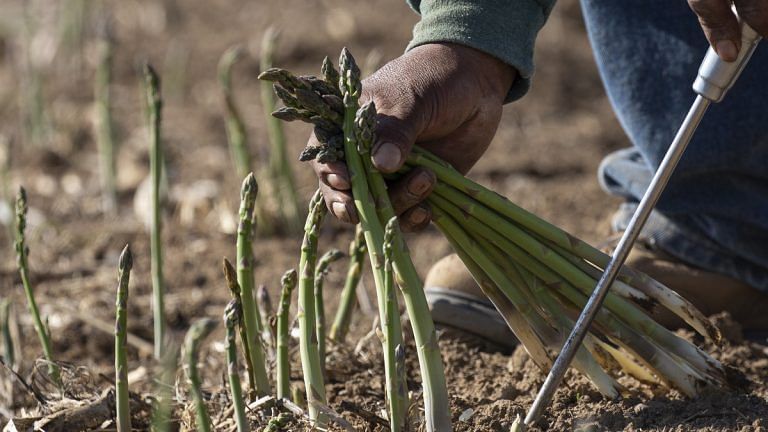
left=582, top=0, right=768, bottom=291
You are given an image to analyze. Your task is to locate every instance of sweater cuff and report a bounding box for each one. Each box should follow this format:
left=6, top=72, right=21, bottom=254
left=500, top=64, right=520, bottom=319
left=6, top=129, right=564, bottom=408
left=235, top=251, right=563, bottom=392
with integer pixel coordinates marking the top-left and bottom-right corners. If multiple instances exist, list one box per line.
left=406, top=0, right=552, bottom=103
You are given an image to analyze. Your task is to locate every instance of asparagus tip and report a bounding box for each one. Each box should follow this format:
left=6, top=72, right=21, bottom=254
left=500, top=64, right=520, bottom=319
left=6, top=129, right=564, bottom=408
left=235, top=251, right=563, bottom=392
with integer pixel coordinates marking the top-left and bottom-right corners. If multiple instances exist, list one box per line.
left=281, top=268, right=298, bottom=289
left=240, top=172, right=259, bottom=200
left=119, top=244, right=133, bottom=271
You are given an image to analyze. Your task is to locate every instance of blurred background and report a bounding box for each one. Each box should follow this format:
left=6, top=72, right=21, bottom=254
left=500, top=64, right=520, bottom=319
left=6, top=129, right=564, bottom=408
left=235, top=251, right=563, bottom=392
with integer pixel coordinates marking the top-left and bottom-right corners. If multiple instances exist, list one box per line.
left=0, top=0, right=627, bottom=422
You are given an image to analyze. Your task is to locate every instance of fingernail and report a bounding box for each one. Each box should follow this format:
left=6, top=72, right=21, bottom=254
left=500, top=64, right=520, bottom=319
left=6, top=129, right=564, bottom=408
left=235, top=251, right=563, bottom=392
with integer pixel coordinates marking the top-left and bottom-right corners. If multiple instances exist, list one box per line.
left=407, top=171, right=433, bottom=196
left=715, top=40, right=737, bottom=61
left=332, top=202, right=351, bottom=223
left=372, top=142, right=402, bottom=172
left=326, top=173, right=350, bottom=189
left=409, top=206, right=428, bottom=225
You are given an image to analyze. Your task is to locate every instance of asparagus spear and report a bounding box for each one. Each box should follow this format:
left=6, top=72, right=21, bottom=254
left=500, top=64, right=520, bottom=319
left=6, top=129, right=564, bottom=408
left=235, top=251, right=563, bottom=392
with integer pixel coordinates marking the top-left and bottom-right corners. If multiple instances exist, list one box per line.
left=0, top=299, right=14, bottom=369
left=115, top=245, right=133, bottom=432
left=297, top=190, right=328, bottom=424
left=95, top=22, right=116, bottom=215
left=218, top=45, right=251, bottom=180
left=260, top=27, right=302, bottom=233
left=224, top=300, right=250, bottom=432
left=143, top=63, right=166, bottom=360
left=383, top=218, right=409, bottom=432
left=276, top=268, right=297, bottom=400
left=184, top=318, right=217, bottom=432
left=223, top=258, right=258, bottom=399
left=14, top=187, right=59, bottom=384
left=314, top=248, right=343, bottom=373
left=330, top=226, right=366, bottom=342
left=236, top=173, right=271, bottom=396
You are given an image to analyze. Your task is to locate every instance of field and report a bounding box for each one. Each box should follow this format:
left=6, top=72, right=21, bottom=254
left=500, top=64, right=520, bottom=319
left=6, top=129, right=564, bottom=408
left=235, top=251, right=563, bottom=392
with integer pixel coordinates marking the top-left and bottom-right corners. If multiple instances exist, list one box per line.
left=0, top=0, right=766, bottom=431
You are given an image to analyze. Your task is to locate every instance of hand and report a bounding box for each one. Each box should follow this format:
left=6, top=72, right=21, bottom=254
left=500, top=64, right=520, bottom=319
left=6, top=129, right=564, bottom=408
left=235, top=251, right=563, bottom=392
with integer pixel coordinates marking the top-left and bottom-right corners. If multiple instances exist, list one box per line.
left=688, top=0, right=768, bottom=61
left=311, top=43, right=515, bottom=231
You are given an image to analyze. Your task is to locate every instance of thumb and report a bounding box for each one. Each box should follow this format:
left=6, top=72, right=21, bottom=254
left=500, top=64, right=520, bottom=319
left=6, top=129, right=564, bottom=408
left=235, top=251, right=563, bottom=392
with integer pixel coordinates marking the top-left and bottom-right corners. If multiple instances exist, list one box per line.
left=370, top=110, right=423, bottom=173
left=689, top=0, right=742, bottom=61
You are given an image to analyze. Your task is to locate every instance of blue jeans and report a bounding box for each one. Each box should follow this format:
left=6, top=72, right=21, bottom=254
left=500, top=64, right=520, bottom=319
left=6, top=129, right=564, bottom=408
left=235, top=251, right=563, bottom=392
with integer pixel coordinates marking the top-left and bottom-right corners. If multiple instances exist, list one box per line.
left=580, top=0, right=768, bottom=291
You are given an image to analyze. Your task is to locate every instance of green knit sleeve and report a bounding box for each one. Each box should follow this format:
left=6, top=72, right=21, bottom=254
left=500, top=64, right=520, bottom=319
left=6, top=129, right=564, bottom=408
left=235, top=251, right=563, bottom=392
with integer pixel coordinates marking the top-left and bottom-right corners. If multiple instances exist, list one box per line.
left=406, top=0, right=556, bottom=102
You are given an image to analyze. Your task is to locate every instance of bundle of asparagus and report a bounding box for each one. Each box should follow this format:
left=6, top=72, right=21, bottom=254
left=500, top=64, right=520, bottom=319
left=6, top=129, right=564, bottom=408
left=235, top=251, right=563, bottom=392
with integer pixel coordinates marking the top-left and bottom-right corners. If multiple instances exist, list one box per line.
left=260, top=48, right=733, bottom=430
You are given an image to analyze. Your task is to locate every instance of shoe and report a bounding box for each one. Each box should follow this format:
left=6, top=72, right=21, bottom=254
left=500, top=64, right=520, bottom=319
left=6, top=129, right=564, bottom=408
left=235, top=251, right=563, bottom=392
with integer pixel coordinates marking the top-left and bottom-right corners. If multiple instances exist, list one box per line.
left=424, top=254, right=517, bottom=349
left=424, top=246, right=768, bottom=345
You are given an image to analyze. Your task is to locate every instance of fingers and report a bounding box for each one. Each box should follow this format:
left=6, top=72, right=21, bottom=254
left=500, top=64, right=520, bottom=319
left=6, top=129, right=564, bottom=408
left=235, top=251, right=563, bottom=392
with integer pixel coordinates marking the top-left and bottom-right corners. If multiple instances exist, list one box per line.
left=735, top=0, right=768, bottom=37
left=318, top=181, right=358, bottom=224
left=689, top=0, right=742, bottom=61
left=388, top=167, right=436, bottom=215
left=400, top=203, right=432, bottom=233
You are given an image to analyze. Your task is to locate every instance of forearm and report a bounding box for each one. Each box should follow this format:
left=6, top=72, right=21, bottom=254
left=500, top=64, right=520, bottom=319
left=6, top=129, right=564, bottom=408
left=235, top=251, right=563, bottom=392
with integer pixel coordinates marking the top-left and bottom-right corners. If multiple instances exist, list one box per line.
left=406, top=0, right=556, bottom=102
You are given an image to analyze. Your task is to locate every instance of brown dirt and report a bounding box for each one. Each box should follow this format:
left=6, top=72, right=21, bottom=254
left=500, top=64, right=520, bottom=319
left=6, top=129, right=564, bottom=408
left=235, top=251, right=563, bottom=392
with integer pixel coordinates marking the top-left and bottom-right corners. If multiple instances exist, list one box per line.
left=0, top=0, right=766, bottom=431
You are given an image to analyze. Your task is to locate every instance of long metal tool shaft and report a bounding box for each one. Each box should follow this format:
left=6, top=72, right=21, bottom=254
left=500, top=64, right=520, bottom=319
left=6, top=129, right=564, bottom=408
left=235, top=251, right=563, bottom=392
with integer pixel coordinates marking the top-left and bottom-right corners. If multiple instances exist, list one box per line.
left=524, top=95, right=710, bottom=425
left=524, top=16, right=761, bottom=427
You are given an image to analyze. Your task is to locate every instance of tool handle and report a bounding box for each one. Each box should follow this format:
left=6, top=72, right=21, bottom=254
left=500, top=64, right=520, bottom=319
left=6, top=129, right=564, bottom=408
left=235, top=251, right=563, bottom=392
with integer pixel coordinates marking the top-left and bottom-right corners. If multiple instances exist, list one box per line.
left=694, top=19, right=762, bottom=102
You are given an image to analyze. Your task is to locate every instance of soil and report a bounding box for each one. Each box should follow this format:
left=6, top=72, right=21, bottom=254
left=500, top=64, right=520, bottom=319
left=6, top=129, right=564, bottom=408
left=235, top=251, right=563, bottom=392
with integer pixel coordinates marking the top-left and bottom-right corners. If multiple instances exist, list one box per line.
left=0, top=0, right=766, bottom=431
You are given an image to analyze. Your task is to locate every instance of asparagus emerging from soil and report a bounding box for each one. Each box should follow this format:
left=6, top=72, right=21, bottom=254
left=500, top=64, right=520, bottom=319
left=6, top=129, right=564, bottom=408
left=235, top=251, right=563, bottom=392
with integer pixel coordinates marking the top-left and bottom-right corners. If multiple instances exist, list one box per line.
left=0, top=299, right=13, bottom=369
left=95, top=23, right=117, bottom=215
left=223, top=258, right=258, bottom=399
left=143, top=64, right=166, bottom=360
left=236, top=173, right=271, bottom=396
left=218, top=45, right=251, bottom=180
left=383, top=219, right=408, bottom=432
left=14, top=187, right=59, bottom=384
left=260, top=27, right=302, bottom=234
left=314, top=248, right=343, bottom=373
left=330, top=226, right=366, bottom=342
left=297, top=190, right=328, bottom=424
left=276, top=269, right=297, bottom=400
left=184, top=318, right=217, bottom=432
left=224, top=300, right=250, bottom=432
left=115, top=245, right=133, bottom=432
left=150, top=344, right=179, bottom=432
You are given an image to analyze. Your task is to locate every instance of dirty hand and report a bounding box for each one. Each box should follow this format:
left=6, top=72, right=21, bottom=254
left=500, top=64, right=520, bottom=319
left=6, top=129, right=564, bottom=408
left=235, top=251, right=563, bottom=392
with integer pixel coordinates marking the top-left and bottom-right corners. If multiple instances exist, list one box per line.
left=688, top=0, right=768, bottom=61
left=311, top=42, right=515, bottom=231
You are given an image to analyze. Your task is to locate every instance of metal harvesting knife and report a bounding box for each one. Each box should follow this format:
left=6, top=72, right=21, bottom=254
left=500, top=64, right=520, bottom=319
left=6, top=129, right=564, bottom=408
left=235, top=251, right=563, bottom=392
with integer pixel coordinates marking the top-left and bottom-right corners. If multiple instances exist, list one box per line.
left=522, top=18, right=762, bottom=429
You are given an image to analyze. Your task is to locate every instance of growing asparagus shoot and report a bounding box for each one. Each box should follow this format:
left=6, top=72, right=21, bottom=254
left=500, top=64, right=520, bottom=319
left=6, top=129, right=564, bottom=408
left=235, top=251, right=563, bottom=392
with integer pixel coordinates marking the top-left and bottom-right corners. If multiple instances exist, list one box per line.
left=223, top=258, right=259, bottom=399
left=95, top=19, right=117, bottom=215
left=224, top=300, right=250, bottom=432
left=314, top=248, right=343, bottom=373
left=143, top=63, right=166, bottom=360
left=14, top=187, right=59, bottom=384
left=330, top=226, right=366, bottom=342
left=236, top=173, right=271, bottom=397
left=115, top=245, right=133, bottom=432
left=260, top=27, right=302, bottom=234
left=297, top=189, right=328, bottom=424
left=277, top=268, right=297, bottom=400
left=218, top=45, right=251, bottom=180
left=184, top=318, right=217, bottom=432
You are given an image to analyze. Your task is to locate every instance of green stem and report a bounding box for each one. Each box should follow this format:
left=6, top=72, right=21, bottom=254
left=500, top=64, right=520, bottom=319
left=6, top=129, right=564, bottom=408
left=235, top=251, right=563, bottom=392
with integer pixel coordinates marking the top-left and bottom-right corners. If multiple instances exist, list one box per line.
left=330, top=227, right=366, bottom=342
left=218, top=45, right=251, bottom=180
left=184, top=319, right=217, bottom=432
left=150, top=346, right=178, bottom=432
left=223, top=258, right=258, bottom=400
left=115, top=245, right=133, bottom=432
left=143, top=64, right=166, bottom=360
left=297, top=190, right=328, bottom=424
left=14, top=187, right=59, bottom=384
left=95, top=32, right=116, bottom=215
left=260, top=28, right=302, bottom=234
left=383, top=219, right=408, bottom=432
left=0, top=299, right=14, bottom=369
left=352, top=99, right=450, bottom=431
left=276, top=269, right=297, bottom=400
left=314, top=249, right=342, bottom=374
left=224, top=300, right=250, bottom=432
left=236, top=173, right=271, bottom=396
